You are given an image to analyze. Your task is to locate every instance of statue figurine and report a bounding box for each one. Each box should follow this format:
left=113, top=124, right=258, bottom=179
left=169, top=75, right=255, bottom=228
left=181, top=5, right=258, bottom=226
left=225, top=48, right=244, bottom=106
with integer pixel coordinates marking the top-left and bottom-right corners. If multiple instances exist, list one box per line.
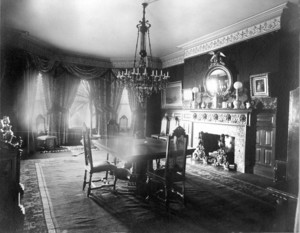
left=192, top=131, right=207, bottom=162
left=3, top=125, right=14, bottom=143
left=212, top=134, right=229, bottom=170
left=192, top=143, right=206, bottom=161
left=0, top=116, right=16, bottom=143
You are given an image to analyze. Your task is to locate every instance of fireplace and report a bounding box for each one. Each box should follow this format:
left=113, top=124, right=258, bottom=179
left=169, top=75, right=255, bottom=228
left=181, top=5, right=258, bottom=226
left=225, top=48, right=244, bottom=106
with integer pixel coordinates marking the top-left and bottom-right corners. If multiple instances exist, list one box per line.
left=169, top=109, right=253, bottom=173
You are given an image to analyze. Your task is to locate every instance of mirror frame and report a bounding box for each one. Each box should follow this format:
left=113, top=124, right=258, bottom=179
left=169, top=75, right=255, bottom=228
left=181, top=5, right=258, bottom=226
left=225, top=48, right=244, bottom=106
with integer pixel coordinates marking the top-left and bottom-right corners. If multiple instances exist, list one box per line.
left=203, top=65, right=233, bottom=98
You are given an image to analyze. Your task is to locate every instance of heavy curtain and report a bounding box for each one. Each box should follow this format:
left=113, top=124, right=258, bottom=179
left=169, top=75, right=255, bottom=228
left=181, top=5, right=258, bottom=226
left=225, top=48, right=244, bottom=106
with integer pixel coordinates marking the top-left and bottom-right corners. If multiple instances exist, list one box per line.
left=18, top=60, right=39, bottom=154
left=89, top=77, right=108, bottom=136
left=29, top=53, right=110, bottom=144
left=27, top=53, right=134, bottom=145
left=43, top=68, right=80, bottom=145
left=89, top=70, right=123, bottom=136
left=127, top=86, right=143, bottom=136
left=109, top=72, right=124, bottom=122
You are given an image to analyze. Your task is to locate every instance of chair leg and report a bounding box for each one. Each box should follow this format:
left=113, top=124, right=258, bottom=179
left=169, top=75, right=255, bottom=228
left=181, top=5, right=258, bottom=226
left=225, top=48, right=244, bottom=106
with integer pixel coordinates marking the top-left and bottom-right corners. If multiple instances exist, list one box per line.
left=113, top=177, right=117, bottom=190
left=87, top=172, right=92, bottom=197
left=145, top=177, right=151, bottom=201
left=182, top=181, right=186, bottom=205
left=105, top=170, right=109, bottom=180
left=164, top=185, right=169, bottom=210
left=83, top=170, right=87, bottom=191
left=156, top=159, right=160, bottom=169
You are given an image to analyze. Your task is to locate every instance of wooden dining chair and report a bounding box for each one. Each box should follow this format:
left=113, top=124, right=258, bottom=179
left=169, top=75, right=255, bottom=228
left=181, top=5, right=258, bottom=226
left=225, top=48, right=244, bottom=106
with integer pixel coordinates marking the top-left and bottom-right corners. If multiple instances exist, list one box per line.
left=82, top=123, right=131, bottom=197
left=82, top=123, right=117, bottom=196
left=146, top=126, right=188, bottom=209
left=106, top=119, right=120, bottom=165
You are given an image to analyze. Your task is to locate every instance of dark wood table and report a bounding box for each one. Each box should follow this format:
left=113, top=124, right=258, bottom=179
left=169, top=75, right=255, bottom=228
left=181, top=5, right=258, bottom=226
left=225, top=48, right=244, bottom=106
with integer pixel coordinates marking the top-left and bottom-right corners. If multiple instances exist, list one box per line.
left=92, top=136, right=194, bottom=195
left=92, top=136, right=194, bottom=162
left=93, top=136, right=166, bottom=162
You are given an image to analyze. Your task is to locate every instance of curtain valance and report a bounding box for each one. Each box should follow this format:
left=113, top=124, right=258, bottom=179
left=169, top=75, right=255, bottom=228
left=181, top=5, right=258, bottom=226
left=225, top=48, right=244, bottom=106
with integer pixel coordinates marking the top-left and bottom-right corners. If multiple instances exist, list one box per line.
left=28, top=53, right=111, bottom=80
left=62, top=63, right=108, bottom=80
left=29, top=53, right=57, bottom=73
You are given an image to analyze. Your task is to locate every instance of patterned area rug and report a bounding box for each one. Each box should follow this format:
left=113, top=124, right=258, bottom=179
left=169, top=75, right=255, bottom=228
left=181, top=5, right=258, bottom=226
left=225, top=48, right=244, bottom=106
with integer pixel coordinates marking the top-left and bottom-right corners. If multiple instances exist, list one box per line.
left=20, top=154, right=295, bottom=233
left=21, top=159, right=48, bottom=233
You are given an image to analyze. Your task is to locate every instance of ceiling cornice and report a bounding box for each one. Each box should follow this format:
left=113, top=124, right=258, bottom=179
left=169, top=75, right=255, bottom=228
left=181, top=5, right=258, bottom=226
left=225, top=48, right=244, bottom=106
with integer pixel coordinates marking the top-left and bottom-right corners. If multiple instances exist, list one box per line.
left=161, top=3, right=286, bottom=68
left=161, top=50, right=185, bottom=68
left=3, top=3, right=287, bottom=69
left=4, top=29, right=112, bottom=68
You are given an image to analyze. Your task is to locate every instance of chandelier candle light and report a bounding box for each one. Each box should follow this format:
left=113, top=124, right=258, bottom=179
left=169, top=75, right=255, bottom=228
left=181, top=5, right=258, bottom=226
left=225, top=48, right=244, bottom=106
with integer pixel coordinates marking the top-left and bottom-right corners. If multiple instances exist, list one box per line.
left=117, top=2, right=170, bottom=104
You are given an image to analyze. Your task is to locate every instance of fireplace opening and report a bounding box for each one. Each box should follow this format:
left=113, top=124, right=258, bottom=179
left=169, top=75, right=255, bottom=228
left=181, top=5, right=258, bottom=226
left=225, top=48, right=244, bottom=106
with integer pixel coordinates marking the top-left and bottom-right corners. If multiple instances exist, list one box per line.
left=192, top=131, right=235, bottom=170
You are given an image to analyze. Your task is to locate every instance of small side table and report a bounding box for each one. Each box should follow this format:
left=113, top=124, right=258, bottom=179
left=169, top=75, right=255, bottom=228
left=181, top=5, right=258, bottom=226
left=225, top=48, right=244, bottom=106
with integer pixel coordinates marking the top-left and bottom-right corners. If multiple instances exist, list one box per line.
left=36, top=135, right=57, bottom=150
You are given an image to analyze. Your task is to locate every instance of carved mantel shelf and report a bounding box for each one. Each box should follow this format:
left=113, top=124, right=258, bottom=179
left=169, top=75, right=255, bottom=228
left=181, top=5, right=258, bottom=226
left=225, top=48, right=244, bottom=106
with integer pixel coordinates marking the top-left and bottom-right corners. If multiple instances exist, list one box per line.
left=180, top=109, right=252, bottom=126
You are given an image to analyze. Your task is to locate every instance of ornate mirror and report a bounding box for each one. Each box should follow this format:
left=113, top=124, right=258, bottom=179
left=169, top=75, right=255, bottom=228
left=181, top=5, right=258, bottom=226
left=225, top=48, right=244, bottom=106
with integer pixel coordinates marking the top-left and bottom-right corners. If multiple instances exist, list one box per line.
left=204, top=64, right=233, bottom=98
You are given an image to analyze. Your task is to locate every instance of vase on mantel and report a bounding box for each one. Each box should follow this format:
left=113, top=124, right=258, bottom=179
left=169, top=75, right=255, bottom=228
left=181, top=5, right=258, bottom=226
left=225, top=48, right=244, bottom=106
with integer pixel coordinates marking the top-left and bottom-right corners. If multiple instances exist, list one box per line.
left=233, top=99, right=241, bottom=109
left=233, top=81, right=243, bottom=109
left=192, top=101, right=197, bottom=109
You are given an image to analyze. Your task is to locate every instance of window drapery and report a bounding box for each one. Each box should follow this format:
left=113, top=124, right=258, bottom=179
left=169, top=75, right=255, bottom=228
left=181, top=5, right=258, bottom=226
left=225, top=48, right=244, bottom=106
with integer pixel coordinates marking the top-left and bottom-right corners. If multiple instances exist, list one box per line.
left=89, top=77, right=108, bottom=136
left=29, top=53, right=109, bottom=143
left=109, top=72, right=124, bottom=121
left=27, top=53, right=134, bottom=144
left=89, top=70, right=124, bottom=136
left=43, top=69, right=80, bottom=145
left=17, top=61, right=39, bottom=154
left=62, top=63, right=107, bottom=80
left=127, top=86, right=144, bottom=136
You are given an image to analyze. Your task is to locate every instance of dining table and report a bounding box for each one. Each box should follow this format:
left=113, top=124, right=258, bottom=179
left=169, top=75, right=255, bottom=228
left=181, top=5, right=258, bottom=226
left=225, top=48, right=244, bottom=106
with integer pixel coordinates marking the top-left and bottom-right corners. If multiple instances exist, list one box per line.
left=92, top=135, right=195, bottom=195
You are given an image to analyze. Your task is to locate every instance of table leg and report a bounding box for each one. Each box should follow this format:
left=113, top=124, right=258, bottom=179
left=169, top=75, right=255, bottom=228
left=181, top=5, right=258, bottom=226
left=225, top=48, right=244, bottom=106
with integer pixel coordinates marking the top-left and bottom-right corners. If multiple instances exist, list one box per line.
left=128, top=160, right=148, bottom=197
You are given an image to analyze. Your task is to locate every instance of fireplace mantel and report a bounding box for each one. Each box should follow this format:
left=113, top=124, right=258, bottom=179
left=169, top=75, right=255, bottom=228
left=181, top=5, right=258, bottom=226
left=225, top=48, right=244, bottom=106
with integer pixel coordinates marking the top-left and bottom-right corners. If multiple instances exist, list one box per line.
left=185, top=109, right=252, bottom=126
left=165, top=109, right=254, bottom=173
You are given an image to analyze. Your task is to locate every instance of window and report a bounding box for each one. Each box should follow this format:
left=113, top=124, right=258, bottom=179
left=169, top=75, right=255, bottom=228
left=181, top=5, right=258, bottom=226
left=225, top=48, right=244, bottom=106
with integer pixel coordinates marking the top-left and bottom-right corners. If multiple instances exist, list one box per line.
left=117, top=88, right=132, bottom=129
left=33, top=73, right=47, bottom=134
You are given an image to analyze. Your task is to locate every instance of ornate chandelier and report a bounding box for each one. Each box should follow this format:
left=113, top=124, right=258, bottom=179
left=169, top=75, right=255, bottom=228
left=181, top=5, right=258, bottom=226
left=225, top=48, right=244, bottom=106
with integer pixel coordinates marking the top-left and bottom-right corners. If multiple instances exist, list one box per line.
left=117, top=2, right=170, bottom=104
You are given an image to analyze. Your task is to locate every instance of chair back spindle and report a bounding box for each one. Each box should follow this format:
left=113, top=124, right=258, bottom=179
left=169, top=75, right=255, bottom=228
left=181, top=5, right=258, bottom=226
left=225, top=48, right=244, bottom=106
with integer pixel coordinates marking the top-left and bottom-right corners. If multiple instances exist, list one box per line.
left=82, top=123, right=93, bottom=168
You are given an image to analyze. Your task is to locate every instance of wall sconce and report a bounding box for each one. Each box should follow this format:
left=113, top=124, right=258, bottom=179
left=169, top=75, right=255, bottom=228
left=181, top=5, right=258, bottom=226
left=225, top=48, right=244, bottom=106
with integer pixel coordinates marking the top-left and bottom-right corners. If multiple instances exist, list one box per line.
left=233, top=81, right=243, bottom=109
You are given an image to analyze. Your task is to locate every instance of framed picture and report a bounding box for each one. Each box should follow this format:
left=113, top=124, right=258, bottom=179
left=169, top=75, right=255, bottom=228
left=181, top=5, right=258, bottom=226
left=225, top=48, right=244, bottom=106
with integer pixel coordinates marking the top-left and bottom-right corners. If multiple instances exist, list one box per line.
left=162, top=81, right=183, bottom=108
left=250, top=73, right=269, bottom=98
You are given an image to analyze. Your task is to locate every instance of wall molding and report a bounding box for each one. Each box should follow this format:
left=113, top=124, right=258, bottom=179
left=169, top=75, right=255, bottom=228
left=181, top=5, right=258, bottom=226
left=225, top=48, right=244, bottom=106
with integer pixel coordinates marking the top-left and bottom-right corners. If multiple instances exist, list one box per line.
left=161, top=3, right=286, bottom=68
left=182, top=16, right=281, bottom=60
